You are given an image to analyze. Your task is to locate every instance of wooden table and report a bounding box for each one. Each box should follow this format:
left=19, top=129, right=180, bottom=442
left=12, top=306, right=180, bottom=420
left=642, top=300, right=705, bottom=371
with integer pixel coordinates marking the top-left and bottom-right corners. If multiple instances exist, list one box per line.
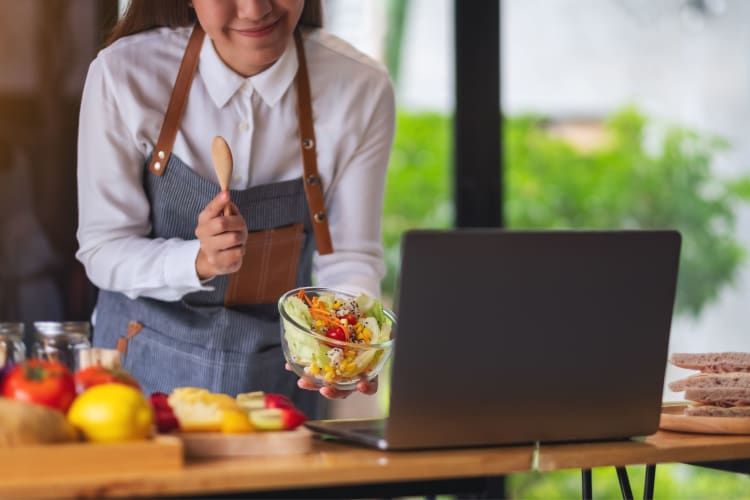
left=3, top=431, right=750, bottom=499
left=0, top=439, right=534, bottom=499
left=538, top=431, right=750, bottom=499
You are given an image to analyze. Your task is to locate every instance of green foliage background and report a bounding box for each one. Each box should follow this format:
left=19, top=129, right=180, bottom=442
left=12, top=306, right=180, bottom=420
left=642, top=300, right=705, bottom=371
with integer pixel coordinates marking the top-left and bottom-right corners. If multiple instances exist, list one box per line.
left=382, top=107, right=750, bottom=317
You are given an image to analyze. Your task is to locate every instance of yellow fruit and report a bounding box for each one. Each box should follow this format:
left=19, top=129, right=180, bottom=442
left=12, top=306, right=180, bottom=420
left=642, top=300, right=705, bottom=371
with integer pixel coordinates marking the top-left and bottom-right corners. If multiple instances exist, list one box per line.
left=220, top=409, right=255, bottom=434
left=67, top=383, right=153, bottom=443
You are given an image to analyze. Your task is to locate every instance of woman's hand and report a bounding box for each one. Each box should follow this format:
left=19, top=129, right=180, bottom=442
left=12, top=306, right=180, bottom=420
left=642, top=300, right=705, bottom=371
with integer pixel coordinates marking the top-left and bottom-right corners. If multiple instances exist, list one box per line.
left=286, top=364, right=378, bottom=399
left=194, top=191, right=248, bottom=280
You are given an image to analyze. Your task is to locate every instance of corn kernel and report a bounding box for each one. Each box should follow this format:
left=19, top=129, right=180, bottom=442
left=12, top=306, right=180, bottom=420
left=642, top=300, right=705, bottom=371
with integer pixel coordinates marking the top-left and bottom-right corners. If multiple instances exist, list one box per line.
left=310, top=363, right=320, bottom=375
left=332, top=300, right=342, bottom=309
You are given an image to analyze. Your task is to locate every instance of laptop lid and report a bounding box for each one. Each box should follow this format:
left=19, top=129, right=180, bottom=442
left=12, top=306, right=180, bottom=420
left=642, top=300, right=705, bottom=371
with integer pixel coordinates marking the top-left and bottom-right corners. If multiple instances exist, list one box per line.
left=307, top=229, right=681, bottom=450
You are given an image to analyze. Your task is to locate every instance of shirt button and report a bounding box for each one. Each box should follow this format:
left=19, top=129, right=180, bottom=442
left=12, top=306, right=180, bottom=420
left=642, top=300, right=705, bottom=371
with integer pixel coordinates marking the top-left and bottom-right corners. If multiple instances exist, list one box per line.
left=239, top=121, right=249, bottom=132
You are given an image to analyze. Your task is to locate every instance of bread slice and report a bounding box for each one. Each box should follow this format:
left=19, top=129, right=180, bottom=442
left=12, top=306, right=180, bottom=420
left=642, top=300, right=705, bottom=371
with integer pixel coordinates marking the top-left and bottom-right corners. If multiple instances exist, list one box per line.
left=168, top=387, right=244, bottom=432
left=669, top=372, right=750, bottom=392
left=684, top=387, right=750, bottom=406
left=670, top=352, right=750, bottom=373
left=684, top=405, right=750, bottom=417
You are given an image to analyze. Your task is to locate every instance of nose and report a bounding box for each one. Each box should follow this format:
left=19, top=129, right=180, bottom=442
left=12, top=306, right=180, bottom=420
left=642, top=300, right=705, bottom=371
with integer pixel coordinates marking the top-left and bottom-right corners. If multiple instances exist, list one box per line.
left=236, top=0, right=273, bottom=21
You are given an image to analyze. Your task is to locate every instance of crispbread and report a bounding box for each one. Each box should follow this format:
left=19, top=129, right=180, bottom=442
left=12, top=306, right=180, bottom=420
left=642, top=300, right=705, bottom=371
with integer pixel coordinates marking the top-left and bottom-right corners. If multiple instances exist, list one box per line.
left=684, top=387, right=750, bottom=406
left=684, top=405, right=750, bottom=417
left=670, top=352, right=750, bottom=373
left=668, top=372, right=750, bottom=392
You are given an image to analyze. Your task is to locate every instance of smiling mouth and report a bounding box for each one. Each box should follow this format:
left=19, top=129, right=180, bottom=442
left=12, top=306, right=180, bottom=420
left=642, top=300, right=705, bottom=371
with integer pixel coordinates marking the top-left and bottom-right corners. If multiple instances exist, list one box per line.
left=232, top=18, right=281, bottom=38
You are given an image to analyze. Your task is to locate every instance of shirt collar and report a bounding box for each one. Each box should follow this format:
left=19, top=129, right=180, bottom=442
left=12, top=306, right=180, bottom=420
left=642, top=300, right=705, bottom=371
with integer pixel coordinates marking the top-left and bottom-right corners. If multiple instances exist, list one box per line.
left=198, top=33, right=299, bottom=109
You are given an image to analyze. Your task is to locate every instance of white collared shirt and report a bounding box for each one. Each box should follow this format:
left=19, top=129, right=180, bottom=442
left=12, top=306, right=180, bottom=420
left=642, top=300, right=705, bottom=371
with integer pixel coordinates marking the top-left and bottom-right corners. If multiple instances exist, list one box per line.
left=76, top=26, right=394, bottom=301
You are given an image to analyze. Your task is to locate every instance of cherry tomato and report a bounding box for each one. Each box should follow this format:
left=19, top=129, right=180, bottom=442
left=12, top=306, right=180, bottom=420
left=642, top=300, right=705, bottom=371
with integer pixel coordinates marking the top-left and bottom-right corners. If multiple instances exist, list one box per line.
left=74, top=365, right=141, bottom=393
left=1, top=359, right=76, bottom=413
left=325, top=326, right=347, bottom=343
left=343, top=314, right=359, bottom=326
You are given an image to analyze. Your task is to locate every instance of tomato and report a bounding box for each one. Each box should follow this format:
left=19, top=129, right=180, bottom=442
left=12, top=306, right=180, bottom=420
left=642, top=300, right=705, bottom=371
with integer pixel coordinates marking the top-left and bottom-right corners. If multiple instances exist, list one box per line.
left=325, top=326, right=347, bottom=343
left=74, top=365, right=141, bottom=393
left=342, top=314, right=359, bottom=326
left=2, top=359, right=76, bottom=413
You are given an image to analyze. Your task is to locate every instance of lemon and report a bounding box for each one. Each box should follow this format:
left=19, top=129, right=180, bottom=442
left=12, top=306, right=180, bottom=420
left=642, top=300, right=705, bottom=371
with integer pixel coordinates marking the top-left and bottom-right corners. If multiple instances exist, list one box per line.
left=67, top=383, right=153, bottom=443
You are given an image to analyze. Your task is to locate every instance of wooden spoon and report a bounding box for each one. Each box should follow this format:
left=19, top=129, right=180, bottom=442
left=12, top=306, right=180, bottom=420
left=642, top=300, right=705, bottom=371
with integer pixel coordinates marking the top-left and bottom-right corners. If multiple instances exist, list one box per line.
left=211, top=135, right=233, bottom=216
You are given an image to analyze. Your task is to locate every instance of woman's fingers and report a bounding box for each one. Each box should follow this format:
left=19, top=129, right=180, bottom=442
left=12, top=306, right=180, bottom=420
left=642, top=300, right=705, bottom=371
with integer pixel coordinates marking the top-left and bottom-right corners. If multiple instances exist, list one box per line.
left=197, top=191, right=231, bottom=224
left=295, top=377, right=379, bottom=400
left=194, top=192, right=248, bottom=277
left=357, top=378, right=378, bottom=395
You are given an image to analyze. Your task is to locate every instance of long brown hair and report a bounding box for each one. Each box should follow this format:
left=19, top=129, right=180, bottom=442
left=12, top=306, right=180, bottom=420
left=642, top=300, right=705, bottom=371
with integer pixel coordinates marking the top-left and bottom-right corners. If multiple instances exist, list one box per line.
left=107, top=0, right=323, bottom=46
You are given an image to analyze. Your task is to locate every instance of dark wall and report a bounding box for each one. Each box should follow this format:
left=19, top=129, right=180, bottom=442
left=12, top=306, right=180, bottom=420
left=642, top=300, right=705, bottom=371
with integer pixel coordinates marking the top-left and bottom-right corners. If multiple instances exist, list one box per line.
left=0, top=0, right=117, bottom=342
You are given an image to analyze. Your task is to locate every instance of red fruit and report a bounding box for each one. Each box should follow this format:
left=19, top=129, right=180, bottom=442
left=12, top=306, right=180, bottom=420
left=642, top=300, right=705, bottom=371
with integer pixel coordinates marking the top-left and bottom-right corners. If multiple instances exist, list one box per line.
left=149, top=392, right=171, bottom=409
left=249, top=407, right=306, bottom=431
left=149, top=392, right=180, bottom=433
left=74, top=365, right=141, bottom=393
left=1, top=360, right=76, bottom=413
left=264, top=393, right=295, bottom=409
left=343, top=314, right=358, bottom=326
left=325, top=326, right=347, bottom=344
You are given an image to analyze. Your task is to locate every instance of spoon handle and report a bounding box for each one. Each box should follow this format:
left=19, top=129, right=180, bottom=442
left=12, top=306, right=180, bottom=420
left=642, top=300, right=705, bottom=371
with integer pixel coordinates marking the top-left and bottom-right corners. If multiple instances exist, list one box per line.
left=211, top=136, right=234, bottom=216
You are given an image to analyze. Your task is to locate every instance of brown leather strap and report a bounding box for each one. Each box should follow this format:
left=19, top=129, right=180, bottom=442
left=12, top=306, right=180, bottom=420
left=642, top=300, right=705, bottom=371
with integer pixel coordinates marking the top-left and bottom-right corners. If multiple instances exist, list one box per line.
left=294, top=30, right=334, bottom=255
left=148, top=23, right=205, bottom=176
left=148, top=25, right=333, bottom=254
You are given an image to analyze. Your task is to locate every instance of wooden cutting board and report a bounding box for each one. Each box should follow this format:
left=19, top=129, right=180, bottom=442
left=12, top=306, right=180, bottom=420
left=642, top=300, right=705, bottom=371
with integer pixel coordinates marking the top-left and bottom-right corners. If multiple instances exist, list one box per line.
left=659, top=404, right=750, bottom=435
left=178, top=427, right=313, bottom=458
left=0, top=435, right=183, bottom=480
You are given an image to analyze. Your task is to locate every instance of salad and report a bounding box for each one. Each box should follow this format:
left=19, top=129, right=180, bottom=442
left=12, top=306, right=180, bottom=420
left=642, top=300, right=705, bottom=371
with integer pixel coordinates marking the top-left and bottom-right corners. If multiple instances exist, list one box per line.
left=281, top=288, right=394, bottom=386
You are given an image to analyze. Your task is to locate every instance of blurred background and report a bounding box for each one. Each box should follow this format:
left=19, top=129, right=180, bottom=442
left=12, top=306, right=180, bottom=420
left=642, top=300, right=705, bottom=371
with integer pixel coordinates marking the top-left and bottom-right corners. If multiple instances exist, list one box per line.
left=2, top=0, right=750, bottom=497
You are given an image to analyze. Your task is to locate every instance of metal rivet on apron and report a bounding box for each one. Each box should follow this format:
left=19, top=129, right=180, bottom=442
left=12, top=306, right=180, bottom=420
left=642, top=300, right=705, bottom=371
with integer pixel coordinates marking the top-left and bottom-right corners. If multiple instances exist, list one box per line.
left=157, top=150, right=165, bottom=160
left=302, top=138, right=314, bottom=150
left=154, top=161, right=161, bottom=171
left=307, top=175, right=318, bottom=185
left=314, top=211, right=326, bottom=223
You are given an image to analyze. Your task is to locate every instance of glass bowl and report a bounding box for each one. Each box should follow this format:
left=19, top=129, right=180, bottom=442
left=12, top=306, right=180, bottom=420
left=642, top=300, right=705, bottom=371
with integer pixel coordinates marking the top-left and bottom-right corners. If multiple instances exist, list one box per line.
left=278, top=286, right=396, bottom=391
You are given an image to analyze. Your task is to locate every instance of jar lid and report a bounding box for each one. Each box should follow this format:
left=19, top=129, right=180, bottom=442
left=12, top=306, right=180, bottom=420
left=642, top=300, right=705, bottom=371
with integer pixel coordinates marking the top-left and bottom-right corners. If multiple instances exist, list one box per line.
left=0, top=322, right=24, bottom=339
left=33, top=321, right=91, bottom=338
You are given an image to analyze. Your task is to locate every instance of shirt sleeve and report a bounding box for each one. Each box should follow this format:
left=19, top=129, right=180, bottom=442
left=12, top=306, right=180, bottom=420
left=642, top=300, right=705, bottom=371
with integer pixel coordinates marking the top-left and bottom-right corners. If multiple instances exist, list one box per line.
left=75, top=56, right=212, bottom=301
left=313, top=75, right=396, bottom=299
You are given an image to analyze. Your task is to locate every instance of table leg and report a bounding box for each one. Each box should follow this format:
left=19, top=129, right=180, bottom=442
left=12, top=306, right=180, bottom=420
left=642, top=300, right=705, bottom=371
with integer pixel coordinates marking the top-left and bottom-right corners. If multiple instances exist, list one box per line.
left=615, top=466, right=633, bottom=500
left=581, top=469, right=592, bottom=500
left=643, top=464, right=656, bottom=500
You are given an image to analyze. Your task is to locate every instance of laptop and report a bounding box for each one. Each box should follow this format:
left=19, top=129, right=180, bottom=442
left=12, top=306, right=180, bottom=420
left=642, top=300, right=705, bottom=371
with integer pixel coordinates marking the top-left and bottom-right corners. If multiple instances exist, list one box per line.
left=305, top=229, right=681, bottom=450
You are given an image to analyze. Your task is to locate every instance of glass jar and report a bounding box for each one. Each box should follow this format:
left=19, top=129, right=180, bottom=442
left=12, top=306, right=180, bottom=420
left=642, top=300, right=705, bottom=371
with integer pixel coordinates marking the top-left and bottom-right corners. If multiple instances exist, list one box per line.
left=32, top=321, right=91, bottom=372
left=0, top=322, right=26, bottom=370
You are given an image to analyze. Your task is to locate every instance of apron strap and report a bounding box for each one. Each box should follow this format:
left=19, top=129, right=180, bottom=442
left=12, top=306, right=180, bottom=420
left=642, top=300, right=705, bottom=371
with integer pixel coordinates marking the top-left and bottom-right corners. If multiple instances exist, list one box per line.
left=149, top=24, right=334, bottom=255
left=148, top=23, right=205, bottom=176
left=293, top=30, right=333, bottom=255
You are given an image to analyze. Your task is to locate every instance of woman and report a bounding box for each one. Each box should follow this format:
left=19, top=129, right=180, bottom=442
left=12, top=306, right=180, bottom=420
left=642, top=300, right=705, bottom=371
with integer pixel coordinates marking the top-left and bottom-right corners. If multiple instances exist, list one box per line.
left=76, top=0, right=395, bottom=417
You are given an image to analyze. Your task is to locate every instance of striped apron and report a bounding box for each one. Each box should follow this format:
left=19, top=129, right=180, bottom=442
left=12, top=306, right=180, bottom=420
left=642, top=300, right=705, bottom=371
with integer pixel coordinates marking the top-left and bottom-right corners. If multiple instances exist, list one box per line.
left=92, top=25, right=333, bottom=419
